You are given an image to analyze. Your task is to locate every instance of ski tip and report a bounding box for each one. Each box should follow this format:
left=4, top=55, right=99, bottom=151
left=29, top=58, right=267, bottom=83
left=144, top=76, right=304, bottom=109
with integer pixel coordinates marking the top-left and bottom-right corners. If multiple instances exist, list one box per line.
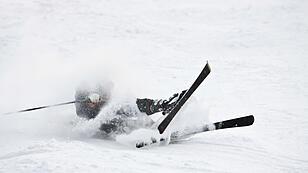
left=249, top=115, right=255, bottom=125
left=205, top=62, right=211, bottom=73
left=243, top=115, right=254, bottom=126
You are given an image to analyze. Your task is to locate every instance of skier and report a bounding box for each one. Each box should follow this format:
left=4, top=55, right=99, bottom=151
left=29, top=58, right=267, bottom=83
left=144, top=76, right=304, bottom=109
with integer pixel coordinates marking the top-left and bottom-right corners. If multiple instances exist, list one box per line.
left=74, top=83, right=186, bottom=135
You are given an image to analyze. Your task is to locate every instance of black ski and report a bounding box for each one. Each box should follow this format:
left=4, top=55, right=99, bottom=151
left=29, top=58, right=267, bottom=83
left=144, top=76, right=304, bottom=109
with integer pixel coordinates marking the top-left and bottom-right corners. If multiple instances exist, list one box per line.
left=158, top=62, right=211, bottom=134
left=170, top=115, right=254, bottom=140
left=136, top=115, right=254, bottom=148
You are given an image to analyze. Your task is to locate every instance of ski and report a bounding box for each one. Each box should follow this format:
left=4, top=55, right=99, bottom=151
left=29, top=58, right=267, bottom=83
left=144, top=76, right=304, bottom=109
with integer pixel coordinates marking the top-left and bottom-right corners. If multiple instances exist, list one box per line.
left=158, top=62, right=211, bottom=134
left=170, top=115, right=254, bottom=140
left=136, top=115, right=254, bottom=148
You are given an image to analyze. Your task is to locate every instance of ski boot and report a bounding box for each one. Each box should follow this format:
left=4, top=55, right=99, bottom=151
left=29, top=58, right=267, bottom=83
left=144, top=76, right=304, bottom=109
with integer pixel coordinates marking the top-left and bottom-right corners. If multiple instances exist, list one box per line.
left=136, top=90, right=187, bottom=115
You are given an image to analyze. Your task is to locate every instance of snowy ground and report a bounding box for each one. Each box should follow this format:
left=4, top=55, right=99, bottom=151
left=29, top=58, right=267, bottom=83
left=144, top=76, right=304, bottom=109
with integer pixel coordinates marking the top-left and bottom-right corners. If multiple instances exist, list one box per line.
left=0, top=0, right=308, bottom=172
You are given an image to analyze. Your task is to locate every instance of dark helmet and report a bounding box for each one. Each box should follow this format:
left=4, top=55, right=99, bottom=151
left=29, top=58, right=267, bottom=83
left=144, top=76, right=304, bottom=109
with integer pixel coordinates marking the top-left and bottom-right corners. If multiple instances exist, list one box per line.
left=75, top=80, right=114, bottom=119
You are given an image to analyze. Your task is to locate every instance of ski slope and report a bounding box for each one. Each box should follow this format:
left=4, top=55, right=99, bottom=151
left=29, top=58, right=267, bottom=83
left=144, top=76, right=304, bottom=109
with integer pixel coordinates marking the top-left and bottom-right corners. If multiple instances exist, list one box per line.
left=0, top=0, right=307, bottom=172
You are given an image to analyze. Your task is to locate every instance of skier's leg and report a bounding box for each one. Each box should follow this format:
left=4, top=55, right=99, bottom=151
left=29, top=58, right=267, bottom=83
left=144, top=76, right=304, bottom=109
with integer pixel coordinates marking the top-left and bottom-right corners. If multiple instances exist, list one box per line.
left=136, top=90, right=187, bottom=115
left=99, top=105, right=155, bottom=135
left=99, top=117, right=125, bottom=135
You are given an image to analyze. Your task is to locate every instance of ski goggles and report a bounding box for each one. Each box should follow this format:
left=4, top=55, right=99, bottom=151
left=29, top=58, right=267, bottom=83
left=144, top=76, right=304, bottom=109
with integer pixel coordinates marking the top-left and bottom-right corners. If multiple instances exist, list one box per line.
left=87, top=98, right=105, bottom=108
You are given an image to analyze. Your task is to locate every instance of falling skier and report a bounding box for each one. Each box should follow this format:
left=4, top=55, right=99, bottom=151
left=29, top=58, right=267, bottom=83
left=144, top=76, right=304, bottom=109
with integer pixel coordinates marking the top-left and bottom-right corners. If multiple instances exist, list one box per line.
left=74, top=82, right=186, bottom=136
left=2, top=62, right=254, bottom=148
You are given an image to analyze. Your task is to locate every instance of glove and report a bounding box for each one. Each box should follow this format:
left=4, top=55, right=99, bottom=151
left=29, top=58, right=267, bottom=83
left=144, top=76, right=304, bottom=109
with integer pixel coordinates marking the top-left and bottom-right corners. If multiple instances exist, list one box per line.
left=88, top=93, right=100, bottom=103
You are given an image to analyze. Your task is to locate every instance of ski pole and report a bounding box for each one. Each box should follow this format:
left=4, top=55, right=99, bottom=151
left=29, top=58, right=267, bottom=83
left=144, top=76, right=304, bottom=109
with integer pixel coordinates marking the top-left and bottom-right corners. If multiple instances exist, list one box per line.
left=2, top=100, right=80, bottom=115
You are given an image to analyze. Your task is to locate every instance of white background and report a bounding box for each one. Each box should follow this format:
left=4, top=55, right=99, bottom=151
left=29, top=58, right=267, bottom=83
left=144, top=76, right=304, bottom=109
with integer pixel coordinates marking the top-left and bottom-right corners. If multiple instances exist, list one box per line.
left=0, top=0, right=307, bottom=172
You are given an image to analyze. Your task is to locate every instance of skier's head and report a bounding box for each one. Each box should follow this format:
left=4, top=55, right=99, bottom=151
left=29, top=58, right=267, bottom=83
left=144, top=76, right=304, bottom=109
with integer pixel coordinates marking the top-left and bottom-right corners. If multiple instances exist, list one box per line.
left=75, top=80, right=114, bottom=104
left=74, top=80, right=114, bottom=119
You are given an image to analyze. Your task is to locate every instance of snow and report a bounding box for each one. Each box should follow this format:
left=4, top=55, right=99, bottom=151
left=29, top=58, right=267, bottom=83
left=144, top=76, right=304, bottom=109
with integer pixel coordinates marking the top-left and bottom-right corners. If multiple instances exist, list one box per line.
left=1, top=0, right=308, bottom=172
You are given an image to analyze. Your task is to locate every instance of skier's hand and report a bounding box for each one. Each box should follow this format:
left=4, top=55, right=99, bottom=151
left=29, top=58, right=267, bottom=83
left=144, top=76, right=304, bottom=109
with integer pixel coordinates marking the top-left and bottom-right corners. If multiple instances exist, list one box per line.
left=88, top=93, right=100, bottom=103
